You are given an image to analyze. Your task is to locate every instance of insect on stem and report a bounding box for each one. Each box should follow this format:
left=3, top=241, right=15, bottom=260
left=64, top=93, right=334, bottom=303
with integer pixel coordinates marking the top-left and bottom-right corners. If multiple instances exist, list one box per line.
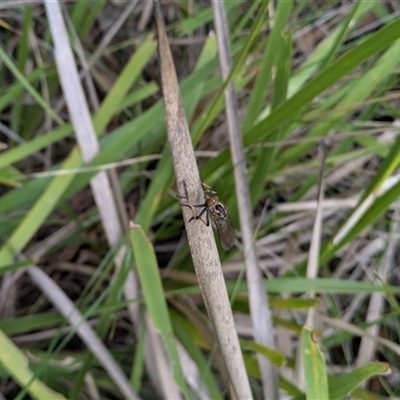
left=178, top=183, right=236, bottom=250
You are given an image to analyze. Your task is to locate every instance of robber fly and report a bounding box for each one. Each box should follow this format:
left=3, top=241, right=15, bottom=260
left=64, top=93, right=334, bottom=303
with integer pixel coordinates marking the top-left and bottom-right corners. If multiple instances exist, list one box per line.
left=178, top=183, right=236, bottom=250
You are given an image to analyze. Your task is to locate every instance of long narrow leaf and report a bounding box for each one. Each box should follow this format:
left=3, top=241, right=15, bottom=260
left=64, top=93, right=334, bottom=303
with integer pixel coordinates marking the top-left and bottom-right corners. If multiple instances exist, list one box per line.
left=130, top=224, right=191, bottom=397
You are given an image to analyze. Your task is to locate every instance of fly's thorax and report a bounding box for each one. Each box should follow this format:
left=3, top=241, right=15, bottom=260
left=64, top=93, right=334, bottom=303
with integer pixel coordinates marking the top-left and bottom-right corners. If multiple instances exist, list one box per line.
left=205, top=194, right=218, bottom=208
left=208, top=201, right=229, bottom=222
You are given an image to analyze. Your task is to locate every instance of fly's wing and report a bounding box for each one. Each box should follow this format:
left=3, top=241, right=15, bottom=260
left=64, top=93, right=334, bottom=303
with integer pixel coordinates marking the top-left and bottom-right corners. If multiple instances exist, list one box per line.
left=213, top=214, right=236, bottom=250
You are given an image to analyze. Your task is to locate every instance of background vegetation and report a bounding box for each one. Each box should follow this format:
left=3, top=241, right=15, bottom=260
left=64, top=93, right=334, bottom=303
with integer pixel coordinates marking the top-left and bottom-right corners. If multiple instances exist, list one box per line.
left=1, top=0, right=400, bottom=398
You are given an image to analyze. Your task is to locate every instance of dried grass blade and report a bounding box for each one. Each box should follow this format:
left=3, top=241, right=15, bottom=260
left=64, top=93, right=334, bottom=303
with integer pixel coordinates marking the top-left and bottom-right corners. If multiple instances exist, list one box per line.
left=155, top=2, right=252, bottom=398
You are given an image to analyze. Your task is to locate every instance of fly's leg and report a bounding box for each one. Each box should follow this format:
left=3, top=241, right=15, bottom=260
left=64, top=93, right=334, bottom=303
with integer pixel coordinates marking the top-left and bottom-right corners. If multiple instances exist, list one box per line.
left=194, top=208, right=210, bottom=227
left=180, top=203, right=197, bottom=220
left=201, top=182, right=216, bottom=198
left=177, top=194, right=207, bottom=223
left=193, top=206, right=209, bottom=227
left=177, top=195, right=205, bottom=209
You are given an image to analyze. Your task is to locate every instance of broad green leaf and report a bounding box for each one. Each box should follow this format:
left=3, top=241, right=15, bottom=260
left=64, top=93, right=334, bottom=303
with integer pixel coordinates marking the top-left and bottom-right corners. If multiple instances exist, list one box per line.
left=302, top=326, right=329, bottom=400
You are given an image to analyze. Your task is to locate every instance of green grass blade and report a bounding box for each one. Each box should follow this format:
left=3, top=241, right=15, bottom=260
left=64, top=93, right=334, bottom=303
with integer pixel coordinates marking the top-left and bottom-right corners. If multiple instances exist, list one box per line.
left=130, top=224, right=191, bottom=397
left=130, top=313, right=146, bottom=393
left=0, top=46, right=64, bottom=126
left=178, top=1, right=241, bottom=35
left=0, top=38, right=158, bottom=267
left=0, top=152, right=80, bottom=268
left=329, top=178, right=400, bottom=253
left=279, top=32, right=400, bottom=169
left=94, top=36, right=156, bottom=134
left=245, top=17, right=400, bottom=145
left=192, top=1, right=270, bottom=143
left=271, top=32, right=291, bottom=109
left=241, top=339, right=286, bottom=367
left=301, top=326, right=329, bottom=400
left=0, top=125, right=73, bottom=169
left=11, top=5, right=32, bottom=134
left=78, top=0, right=105, bottom=39
left=329, top=362, right=390, bottom=400
left=242, top=0, right=291, bottom=131
left=167, top=278, right=400, bottom=298
left=0, top=329, right=66, bottom=399
left=0, top=67, right=50, bottom=115
left=318, top=0, right=362, bottom=70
